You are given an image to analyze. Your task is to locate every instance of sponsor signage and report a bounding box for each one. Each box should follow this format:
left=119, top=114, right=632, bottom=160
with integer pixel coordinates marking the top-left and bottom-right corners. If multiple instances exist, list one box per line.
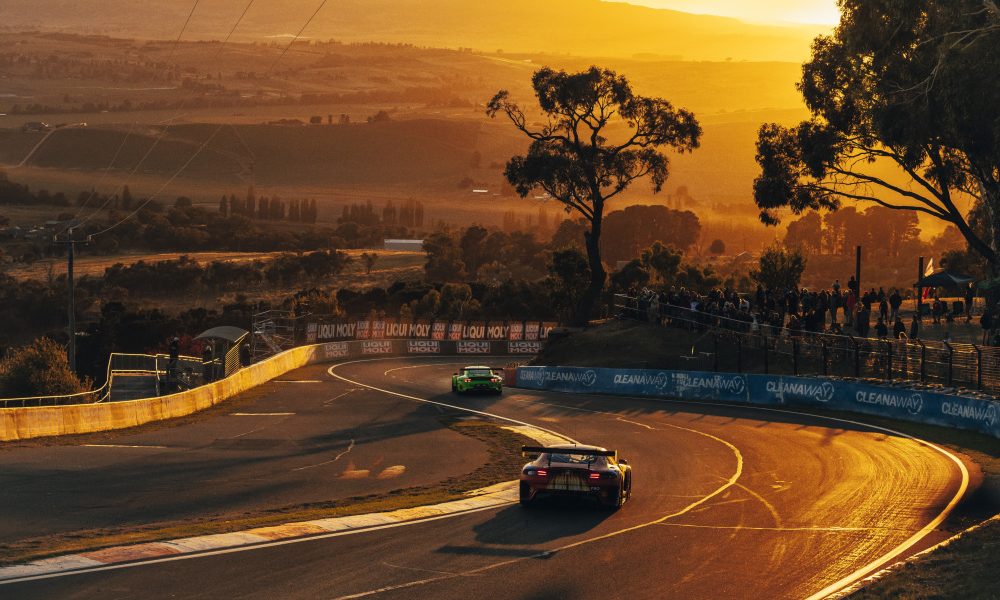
left=448, top=322, right=464, bottom=341
left=516, top=367, right=1000, bottom=439
left=355, top=320, right=371, bottom=340
left=323, top=341, right=350, bottom=359
left=463, top=321, right=487, bottom=340
left=371, top=320, right=386, bottom=339
left=524, top=322, right=540, bottom=341
left=361, top=340, right=393, bottom=355
left=487, top=321, right=508, bottom=341
left=431, top=321, right=447, bottom=341
left=457, top=340, right=491, bottom=354
left=508, top=340, right=541, bottom=354
left=541, top=322, right=557, bottom=339
left=314, top=321, right=358, bottom=341
left=407, top=340, right=441, bottom=354
left=508, top=322, right=524, bottom=341
left=306, top=322, right=319, bottom=343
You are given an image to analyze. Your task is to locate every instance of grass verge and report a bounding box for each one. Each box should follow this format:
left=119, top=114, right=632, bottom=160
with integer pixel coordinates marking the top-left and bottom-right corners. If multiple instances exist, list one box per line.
left=0, top=419, right=531, bottom=566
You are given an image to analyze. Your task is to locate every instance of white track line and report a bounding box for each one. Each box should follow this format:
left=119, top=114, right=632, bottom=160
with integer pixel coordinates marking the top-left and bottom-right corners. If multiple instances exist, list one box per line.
left=513, top=385, right=971, bottom=599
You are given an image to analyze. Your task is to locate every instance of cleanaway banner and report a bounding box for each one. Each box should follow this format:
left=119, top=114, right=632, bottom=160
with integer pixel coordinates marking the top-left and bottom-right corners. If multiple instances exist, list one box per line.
left=515, top=367, right=1000, bottom=439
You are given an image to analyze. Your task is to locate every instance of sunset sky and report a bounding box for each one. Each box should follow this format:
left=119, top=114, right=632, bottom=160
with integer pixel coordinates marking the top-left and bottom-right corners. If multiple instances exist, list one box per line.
left=612, top=0, right=841, bottom=25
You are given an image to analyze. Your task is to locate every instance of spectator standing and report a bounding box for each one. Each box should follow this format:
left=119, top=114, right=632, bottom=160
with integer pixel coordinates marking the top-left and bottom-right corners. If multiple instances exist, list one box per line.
left=202, top=344, right=215, bottom=383
left=879, top=296, right=889, bottom=321
left=893, top=317, right=906, bottom=339
left=875, top=317, right=888, bottom=338
left=889, top=289, right=903, bottom=321
left=909, top=316, right=920, bottom=340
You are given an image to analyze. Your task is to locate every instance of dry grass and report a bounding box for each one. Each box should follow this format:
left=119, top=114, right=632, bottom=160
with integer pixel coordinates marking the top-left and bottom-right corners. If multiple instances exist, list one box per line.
left=0, top=419, right=530, bottom=566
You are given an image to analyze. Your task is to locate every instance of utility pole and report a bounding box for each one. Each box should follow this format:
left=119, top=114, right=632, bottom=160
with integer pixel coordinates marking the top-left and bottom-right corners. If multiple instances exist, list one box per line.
left=54, top=227, right=88, bottom=372
left=855, top=246, right=862, bottom=298
left=918, top=256, right=925, bottom=322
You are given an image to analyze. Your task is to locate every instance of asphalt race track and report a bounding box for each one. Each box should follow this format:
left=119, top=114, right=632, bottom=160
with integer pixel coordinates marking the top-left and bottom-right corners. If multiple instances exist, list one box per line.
left=3, top=357, right=969, bottom=599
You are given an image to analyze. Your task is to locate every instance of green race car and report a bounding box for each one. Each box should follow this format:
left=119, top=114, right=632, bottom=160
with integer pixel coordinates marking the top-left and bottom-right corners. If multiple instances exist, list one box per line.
left=451, top=366, right=503, bottom=395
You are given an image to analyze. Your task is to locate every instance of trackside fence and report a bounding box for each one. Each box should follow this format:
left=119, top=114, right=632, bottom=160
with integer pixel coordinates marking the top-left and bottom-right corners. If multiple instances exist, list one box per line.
left=614, top=294, right=1000, bottom=396
left=515, top=366, right=1000, bottom=439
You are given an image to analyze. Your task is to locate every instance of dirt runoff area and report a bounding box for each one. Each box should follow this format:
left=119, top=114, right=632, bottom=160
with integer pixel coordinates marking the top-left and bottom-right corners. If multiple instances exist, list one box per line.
left=534, top=319, right=1000, bottom=600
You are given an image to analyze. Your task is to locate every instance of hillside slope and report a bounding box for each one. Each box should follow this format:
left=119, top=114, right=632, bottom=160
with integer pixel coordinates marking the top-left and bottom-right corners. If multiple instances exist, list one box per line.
left=1, top=0, right=827, bottom=62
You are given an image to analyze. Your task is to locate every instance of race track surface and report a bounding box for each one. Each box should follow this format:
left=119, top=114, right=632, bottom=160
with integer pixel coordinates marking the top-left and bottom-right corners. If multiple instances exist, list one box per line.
left=3, top=357, right=968, bottom=599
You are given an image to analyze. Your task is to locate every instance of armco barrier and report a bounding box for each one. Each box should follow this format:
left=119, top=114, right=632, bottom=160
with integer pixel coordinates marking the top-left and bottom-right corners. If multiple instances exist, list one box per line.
left=1, top=340, right=540, bottom=442
left=515, top=366, right=1000, bottom=439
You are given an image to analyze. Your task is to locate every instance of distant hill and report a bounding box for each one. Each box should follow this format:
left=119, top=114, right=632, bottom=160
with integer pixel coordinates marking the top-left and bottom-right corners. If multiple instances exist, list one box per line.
left=1, top=0, right=826, bottom=62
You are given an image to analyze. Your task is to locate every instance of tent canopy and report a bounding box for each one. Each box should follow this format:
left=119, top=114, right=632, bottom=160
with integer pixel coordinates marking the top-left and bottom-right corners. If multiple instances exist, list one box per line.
left=194, top=326, right=249, bottom=345
left=914, top=271, right=975, bottom=289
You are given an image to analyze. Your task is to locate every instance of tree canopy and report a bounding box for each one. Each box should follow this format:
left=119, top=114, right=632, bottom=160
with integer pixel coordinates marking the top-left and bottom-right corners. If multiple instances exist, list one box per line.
left=488, top=66, right=700, bottom=323
left=754, top=1, right=1000, bottom=269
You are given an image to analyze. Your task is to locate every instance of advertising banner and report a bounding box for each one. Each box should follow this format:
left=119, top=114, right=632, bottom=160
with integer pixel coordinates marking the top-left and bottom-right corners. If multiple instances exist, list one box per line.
left=457, top=340, right=491, bottom=354
left=448, top=322, right=464, bottom=341
left=463, top=321, right=487, bottom=340
left=486, top=321, right=508, bottom=341
left=355, top=320, right=371, bottom=340
left=305, top=322, right=319, bottom=344
left=361, top=340, right=393, bottom=355
left=431, top=321, right=447, bottom=341
left=508, top=321, right=524, bottom=341
left=524, top=322, right=540, bottom=341
left=516, top=367, right=1000, bottom=438
left=508, top=340, right=542, bottom=354
left=407, top=340, right=441, bottom=354
left=541, top=323, right=558, bottom=339
left=322, top=341, right=351, bottom=359
left=371, top=320, right=386, bottom=339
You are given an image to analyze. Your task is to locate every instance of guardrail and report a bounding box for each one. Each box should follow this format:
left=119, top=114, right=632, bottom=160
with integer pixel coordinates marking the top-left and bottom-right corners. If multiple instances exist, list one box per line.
left=1, top=339, right=541, bottom=441
left=0, top=352, right=203, bottom=408
left=515, top=366, right=1000, bottom=439
left=613, top=294, right=1000, bottom=397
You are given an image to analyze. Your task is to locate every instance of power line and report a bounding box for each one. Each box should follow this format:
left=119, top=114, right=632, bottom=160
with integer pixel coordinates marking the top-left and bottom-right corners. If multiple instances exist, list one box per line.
left=89, top=0, right=332, bottom=239
left=165, top=0, right=202, bottom=63
left=74, top=0, right=258, bottom=230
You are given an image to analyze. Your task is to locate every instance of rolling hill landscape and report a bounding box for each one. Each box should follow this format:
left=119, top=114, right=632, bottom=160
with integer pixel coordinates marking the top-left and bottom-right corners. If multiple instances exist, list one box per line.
left=1, top=0, right=827, bottom=62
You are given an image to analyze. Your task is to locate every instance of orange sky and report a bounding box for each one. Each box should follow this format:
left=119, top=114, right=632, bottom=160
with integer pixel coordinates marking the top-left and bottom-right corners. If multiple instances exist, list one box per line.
left=609, top=0, right=841, bottom=25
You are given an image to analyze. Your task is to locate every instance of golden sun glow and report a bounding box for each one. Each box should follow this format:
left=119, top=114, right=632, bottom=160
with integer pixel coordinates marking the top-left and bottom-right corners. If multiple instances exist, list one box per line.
left=608, top=1, right=841, bottom=26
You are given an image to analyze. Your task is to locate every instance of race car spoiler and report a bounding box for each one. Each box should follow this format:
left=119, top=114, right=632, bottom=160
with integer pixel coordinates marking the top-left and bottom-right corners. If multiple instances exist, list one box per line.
left=521, top=446, right=617, bottom=458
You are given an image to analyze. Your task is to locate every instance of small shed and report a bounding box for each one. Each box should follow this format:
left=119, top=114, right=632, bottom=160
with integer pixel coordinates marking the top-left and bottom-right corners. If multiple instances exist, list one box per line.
left=914, top=271, right=976, bottom=290
left=194, top=326, right=250, bottom=379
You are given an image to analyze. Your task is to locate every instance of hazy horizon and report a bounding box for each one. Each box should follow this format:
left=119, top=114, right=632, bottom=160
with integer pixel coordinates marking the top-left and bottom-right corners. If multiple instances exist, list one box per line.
left=606, top=0, right=841, bottom=26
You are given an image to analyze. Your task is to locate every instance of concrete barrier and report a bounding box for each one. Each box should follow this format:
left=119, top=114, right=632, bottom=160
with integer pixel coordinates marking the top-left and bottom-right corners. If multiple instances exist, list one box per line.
left=0, top=340, right=537, bottom=442
left=515, top=366, right=1000, bottom=439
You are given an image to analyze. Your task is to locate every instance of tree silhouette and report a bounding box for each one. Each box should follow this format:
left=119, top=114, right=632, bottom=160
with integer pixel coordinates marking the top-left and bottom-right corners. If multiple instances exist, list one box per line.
left=488, top=66, right=701, bottom=324
left=753, top=1, right=1000, bottom=281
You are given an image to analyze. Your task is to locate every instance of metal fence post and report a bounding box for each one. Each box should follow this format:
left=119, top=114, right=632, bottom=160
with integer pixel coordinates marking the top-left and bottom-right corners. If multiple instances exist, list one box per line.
left=885, top=341, right=892, bottom=381
left=975, top=345, right=983, bottom=391
left=918, top=340, right=926, bottom=382
left=944, top=341, right=954, bottom=387
left=713, top=334, right=719, bottom=372
left=849, top=336, right=860, bottom=378
left=737, top=336, right=743, bottom=373
left=821, top=341, right=828, bottom=376
left=792, top=338, right=799, bottom=376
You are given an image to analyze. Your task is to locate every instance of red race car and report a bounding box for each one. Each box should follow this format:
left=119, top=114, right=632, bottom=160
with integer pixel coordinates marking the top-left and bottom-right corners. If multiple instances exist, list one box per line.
left=519, top=444, right=631, bottom=510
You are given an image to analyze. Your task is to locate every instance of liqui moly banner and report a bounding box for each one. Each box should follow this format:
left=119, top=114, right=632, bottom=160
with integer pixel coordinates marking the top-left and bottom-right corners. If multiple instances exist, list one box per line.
left=524, top=322, right=541, bottom=341
left=448, top=322, right=464, bottom=341
left=431, top=321, right=447, bottom=340
left=487, top=321, right=508, bottom=340
left=407, top=340, right=441, bottom=354
left=508, top=322, right=524, bottom=341
left=355, top=320, right=371, bottom=340
left=463, top=321, right=487, bottom=340
left=371, top=320, right=387, bottom=339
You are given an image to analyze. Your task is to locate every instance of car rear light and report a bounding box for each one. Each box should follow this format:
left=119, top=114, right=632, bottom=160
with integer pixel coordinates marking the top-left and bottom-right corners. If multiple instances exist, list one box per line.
left=536, top=469, right=547, bottom=477
left=463, top=378, right=471, bottom=383
left=589, top=472, right=600, bottom=480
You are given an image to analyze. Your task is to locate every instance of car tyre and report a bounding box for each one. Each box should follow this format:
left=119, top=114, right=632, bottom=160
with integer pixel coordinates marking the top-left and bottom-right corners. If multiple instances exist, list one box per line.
left=519, top=482, right=534, bottom=507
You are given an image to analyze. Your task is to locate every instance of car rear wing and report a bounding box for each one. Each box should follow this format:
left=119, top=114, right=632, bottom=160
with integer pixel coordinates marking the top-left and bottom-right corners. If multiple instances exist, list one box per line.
left=521, top=446, right=618, bottom=462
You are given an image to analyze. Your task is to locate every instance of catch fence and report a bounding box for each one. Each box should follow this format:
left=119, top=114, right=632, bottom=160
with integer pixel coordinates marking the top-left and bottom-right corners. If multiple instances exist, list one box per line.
left=614, top=294, right=1000, bottom=396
